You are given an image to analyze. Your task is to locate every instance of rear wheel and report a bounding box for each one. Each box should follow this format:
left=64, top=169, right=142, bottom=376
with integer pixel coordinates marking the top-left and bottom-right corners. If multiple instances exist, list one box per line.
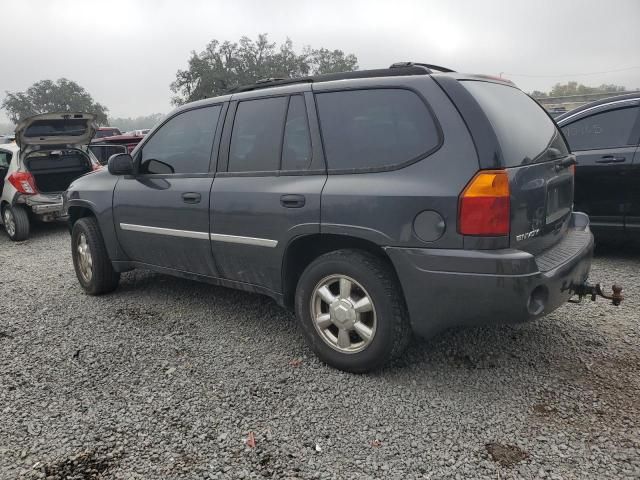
left=2, top=204, right=30, bottom=241
left=295, top=249, right=411, bottom=373
left=72, top=217, right=120, bottom=295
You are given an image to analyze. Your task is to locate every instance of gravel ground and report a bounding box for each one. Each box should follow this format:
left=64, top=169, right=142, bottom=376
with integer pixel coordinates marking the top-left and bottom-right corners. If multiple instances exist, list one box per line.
left=0, top=223, right=639, bottom=479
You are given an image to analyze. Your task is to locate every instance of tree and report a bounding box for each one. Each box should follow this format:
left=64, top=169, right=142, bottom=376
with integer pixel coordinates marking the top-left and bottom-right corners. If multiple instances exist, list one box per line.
left=109, top=113, right=165, bottom=132
left=531, top=81, right=626, bottom=98
left=2, top=79, right=109, bottom=125
left=171, top=34, right=358, bottom=105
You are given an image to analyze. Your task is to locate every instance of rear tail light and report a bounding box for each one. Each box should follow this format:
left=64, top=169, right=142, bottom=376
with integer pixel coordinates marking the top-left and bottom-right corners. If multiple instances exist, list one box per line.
left=7, top=172, right=38, bottom=195
left=92, top=162, right=103, bottom=171
left=458, top=170, right=510, bottom=236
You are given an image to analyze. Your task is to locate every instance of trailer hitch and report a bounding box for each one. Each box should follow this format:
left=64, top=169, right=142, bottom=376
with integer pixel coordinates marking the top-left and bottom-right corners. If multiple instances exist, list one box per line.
left=570, top=283, right=624, bottom=306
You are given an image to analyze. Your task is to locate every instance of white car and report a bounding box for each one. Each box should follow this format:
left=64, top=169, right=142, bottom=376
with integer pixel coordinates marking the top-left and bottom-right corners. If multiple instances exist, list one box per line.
left=0, top=112, right=101, bottom=241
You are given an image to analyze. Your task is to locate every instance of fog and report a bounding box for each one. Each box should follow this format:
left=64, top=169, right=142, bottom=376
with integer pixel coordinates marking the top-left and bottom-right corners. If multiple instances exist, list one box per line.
left=1, top=0, right=638, bottom=122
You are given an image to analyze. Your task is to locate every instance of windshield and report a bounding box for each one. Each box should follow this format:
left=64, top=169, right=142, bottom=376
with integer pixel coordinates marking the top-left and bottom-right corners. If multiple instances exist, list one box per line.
left=462, top=81, right=569, bottom=166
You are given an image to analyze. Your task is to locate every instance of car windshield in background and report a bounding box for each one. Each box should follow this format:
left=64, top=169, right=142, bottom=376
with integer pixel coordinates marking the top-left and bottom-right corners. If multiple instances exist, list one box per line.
left=24, top=119, right=88, bottom=137
left=462, top=81, right=568, bottom=166
left=94, top=129, right=120, bottom=138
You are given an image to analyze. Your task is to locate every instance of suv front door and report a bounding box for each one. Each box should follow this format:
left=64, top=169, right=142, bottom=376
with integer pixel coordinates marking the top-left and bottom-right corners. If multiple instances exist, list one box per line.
left=113, top=104, right=224, bottom=276
left=561, top=103, right=640, bottom=236
left=211, top=91, right=326, bottom=292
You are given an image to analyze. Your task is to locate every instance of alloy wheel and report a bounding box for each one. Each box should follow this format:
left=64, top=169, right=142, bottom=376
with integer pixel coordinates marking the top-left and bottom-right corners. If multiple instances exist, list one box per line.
left=76, top=233, right=93, bottom=282
left=310, top=274, right=377, bottom=354
left=3, top=209, right=15, bottom=238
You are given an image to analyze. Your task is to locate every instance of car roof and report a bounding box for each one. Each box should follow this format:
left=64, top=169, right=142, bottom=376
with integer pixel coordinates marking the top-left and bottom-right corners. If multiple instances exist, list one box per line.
left=555, top=91, right=640, bottom=124
left=0, top=142, right=20, bottom=153
left=168, top=63, right=516, bottom=117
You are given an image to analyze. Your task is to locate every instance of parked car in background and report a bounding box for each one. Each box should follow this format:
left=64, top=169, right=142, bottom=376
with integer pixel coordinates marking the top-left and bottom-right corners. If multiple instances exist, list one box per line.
left=1, top=112, right=100, bottom=241
left=89, top=132, right=145, bottom=164
left=1, top=135, right=16, bottom=144
left=65, top=63, right=599, bottom=372
left=124, top=129, right=151, bottom=136
left=94, top=127, right=122, bottom=139
left=556, top=92, right=640, bottom=243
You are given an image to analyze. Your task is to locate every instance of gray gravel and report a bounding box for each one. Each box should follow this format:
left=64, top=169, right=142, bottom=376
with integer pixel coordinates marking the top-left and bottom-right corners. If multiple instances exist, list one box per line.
left=1, top=223, right=639, bottom=479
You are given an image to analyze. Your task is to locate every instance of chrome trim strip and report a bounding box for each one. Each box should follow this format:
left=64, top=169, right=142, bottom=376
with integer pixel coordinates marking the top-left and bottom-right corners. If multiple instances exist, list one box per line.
left=559, top=98, right=640, bottom=124
left=119, top=223, right=278, bottom=247
left=119, top=223, right=210, bottom=240
left=210, top=233, right=278, bottom=248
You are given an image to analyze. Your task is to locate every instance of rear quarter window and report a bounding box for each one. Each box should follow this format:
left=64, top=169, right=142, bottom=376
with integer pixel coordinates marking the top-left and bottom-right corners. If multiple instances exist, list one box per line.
left=315, top=88, right=440, bottom=171
left=463, top=81, right=568, bottom=166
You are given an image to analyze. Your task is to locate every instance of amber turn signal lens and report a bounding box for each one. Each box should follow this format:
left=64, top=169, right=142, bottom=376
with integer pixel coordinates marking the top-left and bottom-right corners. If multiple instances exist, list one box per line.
left=458, top=170, right=510, bottom=236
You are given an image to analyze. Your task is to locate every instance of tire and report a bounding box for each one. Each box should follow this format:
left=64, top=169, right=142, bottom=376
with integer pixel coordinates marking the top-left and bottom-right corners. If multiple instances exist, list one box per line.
left=71, top=216, right=120, bottom=295
left=295, top=249, right=411, bottom=373
left=2, top=204, right=30, bottom=241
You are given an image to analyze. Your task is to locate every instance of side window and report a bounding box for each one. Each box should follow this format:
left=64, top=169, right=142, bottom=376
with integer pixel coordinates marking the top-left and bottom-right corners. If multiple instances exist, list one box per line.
left=282, top=96, right=312, bottom=171
left=0, top=150, right=11, bottom=168
left=228, top=97, right=288, bottom=172
left=561, top=106, right=639, bottom=151
left=315, top=89, right=440, bottom=170
left=140, top=105, right=221, bottom=174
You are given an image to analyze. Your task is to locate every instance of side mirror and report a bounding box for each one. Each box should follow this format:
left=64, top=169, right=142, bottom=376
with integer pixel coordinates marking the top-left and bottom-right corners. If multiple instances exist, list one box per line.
left=107, top=153, right=134, bottom=175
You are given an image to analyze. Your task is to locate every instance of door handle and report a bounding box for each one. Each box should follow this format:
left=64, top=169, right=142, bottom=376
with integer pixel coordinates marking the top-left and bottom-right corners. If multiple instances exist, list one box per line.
left=280, top=194, right=306, bottom=208
left=595, top=155, right=626, bottom=164
left=181, top=192, right=201, bottom=204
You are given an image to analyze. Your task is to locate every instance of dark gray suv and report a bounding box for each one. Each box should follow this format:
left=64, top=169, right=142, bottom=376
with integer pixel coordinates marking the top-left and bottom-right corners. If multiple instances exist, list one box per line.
left=64, top=63, right=595, bottom=372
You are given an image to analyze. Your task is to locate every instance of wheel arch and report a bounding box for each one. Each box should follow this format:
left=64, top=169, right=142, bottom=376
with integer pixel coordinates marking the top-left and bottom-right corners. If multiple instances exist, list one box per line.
left=281, top=233, right=402, bottom=309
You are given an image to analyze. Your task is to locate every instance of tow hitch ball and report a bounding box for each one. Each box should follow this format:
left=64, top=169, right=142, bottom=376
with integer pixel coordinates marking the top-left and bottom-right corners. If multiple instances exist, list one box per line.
left=570, top=283, right=624, bottom=306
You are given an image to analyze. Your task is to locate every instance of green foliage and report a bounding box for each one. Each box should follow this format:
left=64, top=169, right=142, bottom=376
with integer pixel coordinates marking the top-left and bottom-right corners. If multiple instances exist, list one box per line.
left=1, top=79, right=109, bottom=125
left=170, top=34, right=358, bottom=105
left=532, top=81, right=626, bottom=98
left=108, top=113, right=165, bottom=132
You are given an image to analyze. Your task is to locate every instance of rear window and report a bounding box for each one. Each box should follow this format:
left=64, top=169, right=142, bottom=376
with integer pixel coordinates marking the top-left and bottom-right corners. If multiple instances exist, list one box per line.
left=463, top=81, right=568, bottom=166
left=315, top=89, right=440, bottom=171
left=25, top=119, right=89, bottom=138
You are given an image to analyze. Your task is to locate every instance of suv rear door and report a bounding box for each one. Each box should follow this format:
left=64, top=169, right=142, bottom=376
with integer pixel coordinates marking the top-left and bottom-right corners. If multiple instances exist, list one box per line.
left=210, top=89, right=326, bottom=292
left=559, top=100, right=640, bottom=236
left=112, top=104, right=224, bottom=276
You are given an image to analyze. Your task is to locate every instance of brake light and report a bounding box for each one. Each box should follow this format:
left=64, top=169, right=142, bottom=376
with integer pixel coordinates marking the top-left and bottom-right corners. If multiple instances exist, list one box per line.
left=569, top=164, right=576, bottom=175
left=7, top=172, right=38, bottom=195
left=458, top=170, right=510, bottom=236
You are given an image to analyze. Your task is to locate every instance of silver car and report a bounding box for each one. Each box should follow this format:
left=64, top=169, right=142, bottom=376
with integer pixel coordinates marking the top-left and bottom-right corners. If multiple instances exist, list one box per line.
left=0, top=112, right=100, bottom=241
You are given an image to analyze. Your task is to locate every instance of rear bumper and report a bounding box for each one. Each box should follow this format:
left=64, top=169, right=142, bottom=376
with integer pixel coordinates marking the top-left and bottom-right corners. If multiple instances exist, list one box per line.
left=18, top=194, right=65, bottom=216
left=385, top=212, right=594, bottom=338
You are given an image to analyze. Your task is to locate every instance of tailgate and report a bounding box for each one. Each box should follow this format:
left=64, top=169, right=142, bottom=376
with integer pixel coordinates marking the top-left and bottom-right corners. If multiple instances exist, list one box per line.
left=507, top=161, right=574, bottom=253
left=460, top=80, right=574, bottom=253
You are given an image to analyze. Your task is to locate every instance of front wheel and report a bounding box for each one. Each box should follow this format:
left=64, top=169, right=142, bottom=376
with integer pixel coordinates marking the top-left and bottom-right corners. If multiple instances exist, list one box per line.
left=295, top=249, right=411, bottom=373
left=71, top=217, right=120, bottom=295
left=2, top=204, right=30, bottom=241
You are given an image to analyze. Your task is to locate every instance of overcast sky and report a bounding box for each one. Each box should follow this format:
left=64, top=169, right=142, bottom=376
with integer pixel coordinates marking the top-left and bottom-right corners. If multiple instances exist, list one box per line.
left=1, top=0, right=639, bottom=123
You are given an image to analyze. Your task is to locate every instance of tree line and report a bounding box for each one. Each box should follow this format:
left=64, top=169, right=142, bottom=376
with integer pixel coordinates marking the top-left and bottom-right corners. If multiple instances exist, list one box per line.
left=1, top=34, right=634, bottom=127
left=1, top=34, right=358, bottom=127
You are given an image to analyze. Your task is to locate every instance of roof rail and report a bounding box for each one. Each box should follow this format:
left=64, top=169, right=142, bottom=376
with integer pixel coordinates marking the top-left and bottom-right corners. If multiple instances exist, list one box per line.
left=227, top=63, right=446, bottom=94
left=389, top=62, right=455, bottom=73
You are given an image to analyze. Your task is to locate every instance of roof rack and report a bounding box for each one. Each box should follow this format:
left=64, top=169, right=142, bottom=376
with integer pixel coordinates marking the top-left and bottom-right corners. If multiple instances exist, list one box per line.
left=389, top=62, right=455, bottom=73
left=227, top=62, right=455, bottom=94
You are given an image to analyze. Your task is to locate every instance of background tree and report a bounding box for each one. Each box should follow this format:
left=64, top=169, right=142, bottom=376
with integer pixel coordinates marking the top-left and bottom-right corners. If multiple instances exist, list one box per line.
left=531, top=81, right=626, bottom=98
left=2, top=79, right=109, bottom=125
left=109, top=113, right=165, bottom=132
left=170, top=34, right=358, bottom=105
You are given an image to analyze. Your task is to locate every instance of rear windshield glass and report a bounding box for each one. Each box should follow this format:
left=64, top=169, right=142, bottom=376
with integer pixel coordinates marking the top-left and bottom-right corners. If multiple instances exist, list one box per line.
left=463, top=81, right=568, bottom=166
left=24, top=119, right=88, bottom=137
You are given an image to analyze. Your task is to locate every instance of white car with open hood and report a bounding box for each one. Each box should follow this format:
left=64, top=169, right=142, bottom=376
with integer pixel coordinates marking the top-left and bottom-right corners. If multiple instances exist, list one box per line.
left=0, top=112, right=101, bottom=241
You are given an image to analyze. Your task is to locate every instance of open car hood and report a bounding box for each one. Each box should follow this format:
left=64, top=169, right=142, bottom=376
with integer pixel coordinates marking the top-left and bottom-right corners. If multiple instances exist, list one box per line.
left=15, top=112, right=97, bottom=149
